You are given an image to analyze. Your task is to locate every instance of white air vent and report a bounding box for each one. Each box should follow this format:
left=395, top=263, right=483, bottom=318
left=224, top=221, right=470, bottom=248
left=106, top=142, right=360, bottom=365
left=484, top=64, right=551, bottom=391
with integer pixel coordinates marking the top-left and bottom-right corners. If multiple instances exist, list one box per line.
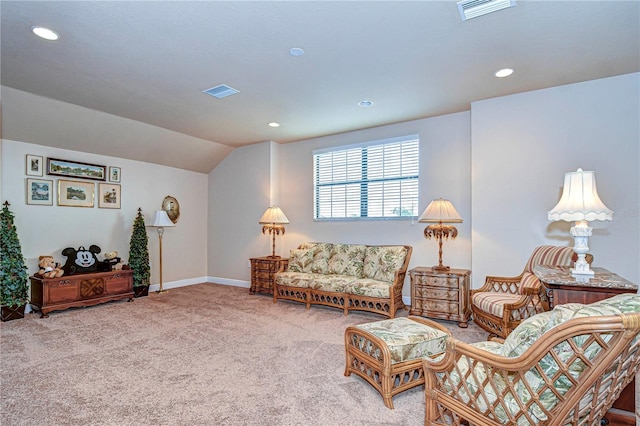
left=202, top=84, right=239, bottom=99
left=457, top=0, right=516, bottom=21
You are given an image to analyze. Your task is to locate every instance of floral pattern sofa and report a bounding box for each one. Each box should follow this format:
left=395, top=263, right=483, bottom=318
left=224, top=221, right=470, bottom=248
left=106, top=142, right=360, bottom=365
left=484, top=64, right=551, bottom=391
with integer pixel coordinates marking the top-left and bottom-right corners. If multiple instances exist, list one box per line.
left=273, top=242, right=412, bottom=318
left=423, top=293, right=640, bottom=425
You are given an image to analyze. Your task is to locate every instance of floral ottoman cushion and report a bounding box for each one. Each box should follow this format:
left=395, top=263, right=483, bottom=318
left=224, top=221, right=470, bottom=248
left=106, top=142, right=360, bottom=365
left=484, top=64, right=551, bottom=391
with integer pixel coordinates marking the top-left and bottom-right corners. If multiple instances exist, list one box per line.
left=356, top=317, right=448, bottom=364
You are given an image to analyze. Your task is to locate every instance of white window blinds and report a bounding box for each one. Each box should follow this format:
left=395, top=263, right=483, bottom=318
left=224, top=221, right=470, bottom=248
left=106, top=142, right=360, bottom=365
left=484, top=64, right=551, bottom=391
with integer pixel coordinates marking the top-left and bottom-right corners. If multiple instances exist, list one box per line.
left=313, top=135, right=419, bottom=220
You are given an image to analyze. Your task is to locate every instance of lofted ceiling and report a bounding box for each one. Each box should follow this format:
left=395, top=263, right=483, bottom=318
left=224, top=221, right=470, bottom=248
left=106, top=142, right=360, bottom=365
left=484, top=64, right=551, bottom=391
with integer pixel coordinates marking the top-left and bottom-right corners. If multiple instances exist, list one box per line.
left=1, top=1, right=639, bottom=173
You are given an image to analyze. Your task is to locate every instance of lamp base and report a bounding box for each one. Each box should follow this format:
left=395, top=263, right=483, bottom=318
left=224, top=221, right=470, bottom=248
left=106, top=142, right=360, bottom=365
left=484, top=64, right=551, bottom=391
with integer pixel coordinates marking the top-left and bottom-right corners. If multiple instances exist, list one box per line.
left=156, top=289, right=167, bottom=294
left=432, top=265, right=451, bottom=273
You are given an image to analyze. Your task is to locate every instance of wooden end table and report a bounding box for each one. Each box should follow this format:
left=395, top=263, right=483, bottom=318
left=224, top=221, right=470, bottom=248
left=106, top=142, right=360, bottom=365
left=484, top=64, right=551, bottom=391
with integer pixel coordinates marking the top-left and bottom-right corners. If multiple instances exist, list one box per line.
left=250, top=256, right=288, bottom=295
left=534, top=265, right=638, bottom=425
left=409, top=267, right=471, bottom=327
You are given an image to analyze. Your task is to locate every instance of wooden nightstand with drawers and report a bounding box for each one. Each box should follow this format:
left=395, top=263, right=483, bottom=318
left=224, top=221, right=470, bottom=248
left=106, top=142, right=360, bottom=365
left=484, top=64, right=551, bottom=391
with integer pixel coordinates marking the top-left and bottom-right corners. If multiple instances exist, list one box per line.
left=250, top=256, right=288, bottom=295
left=409, top=267, right=471, bottom=327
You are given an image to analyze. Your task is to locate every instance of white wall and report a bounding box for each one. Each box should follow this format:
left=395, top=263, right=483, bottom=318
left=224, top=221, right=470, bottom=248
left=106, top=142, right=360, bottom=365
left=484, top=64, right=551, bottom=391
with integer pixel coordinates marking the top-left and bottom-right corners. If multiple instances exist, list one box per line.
left=208, top=111, right=472, bottom=300
left=207, top=141, right=273, bottom=284
left=1, top=140, right=209, bottom=288
left=472, top=73, right=639, bottom=286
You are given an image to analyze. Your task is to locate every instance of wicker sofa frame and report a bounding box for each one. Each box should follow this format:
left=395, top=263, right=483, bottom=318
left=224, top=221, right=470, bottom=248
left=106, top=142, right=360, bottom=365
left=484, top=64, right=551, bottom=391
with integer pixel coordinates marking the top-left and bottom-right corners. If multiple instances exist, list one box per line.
left=273, top=244, right=412, bottom=318
left=422, top=309, right=640, bottom=426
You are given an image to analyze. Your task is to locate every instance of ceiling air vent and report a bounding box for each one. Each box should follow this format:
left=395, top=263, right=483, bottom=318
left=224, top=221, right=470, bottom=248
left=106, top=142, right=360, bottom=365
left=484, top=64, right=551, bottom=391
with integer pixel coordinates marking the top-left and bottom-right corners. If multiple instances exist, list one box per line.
left=202, top=84, right=239, bottom=99
left=457, top=0, right=516, bottom=21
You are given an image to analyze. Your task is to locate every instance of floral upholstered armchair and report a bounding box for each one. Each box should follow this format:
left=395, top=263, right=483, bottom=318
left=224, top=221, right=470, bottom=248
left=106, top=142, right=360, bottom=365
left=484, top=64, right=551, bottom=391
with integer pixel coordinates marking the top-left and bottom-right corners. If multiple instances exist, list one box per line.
left=471, top=245, right=591, bottom=339
left=423, top=293, right=640, bottom=426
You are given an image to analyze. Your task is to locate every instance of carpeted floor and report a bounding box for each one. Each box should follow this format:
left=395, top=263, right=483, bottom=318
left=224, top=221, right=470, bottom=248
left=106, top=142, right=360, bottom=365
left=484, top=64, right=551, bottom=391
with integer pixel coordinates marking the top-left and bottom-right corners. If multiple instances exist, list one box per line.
left=0, top=283, right=517, bottom=425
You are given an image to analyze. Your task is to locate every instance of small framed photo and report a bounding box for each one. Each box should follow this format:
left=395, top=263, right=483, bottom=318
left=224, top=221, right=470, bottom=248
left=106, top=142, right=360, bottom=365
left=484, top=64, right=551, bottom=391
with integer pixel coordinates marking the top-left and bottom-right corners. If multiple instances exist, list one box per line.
left=26, top=178, right=53, bottom=205
left=98, top=183, right=121, bottom=209
left=26, top=155, right=44, bottom=176
left=47, top=157, right=106, bottom=181
left=58, top=179, right=95, bottom=207
left=109, top=166, right=121, bottom=183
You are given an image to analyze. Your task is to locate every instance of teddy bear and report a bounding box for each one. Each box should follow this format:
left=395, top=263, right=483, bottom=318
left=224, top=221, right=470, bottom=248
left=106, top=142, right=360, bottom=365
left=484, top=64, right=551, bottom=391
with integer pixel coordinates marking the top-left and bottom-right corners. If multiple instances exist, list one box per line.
left=103, top=251, right=126, bottom=271
left=36, top=255, right=64, bottom=279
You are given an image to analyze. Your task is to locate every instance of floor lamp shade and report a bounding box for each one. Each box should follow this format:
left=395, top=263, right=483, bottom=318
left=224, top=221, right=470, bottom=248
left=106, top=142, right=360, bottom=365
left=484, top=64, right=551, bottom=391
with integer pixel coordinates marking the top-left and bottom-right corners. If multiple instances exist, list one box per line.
left=548, top=168, right=612, bottom=276
left=259, top=206, right=289, bottom=258
left=151, top=210, right=175, bottom=293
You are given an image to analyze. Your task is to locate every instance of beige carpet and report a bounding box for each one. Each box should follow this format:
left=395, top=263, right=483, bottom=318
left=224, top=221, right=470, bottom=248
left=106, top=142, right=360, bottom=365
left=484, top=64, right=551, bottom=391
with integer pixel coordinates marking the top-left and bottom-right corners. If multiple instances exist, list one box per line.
left=1, top=283, right=487, bottom=425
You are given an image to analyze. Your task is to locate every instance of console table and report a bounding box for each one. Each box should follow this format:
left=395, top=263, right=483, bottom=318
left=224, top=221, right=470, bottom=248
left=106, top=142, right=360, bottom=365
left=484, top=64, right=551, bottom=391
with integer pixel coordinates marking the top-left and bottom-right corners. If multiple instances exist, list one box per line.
left=30, top=269, right=134, bottom=318
left=534, top=265, right=638, bottom=425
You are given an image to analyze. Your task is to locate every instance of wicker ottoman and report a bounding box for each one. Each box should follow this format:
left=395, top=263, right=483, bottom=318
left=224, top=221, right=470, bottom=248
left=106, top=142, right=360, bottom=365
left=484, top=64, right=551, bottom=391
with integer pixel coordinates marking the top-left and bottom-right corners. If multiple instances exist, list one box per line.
left=344, top=316, right=450, bottom=409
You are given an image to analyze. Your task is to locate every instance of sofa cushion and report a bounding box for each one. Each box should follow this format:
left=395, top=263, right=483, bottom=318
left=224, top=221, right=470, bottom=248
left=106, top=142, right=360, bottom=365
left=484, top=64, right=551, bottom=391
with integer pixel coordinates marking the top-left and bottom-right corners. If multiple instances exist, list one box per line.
left=308, top=274, right=352, bottom=293
left=287, top=244, right=332, bottom=274
left=327, top=244, right=366, bottom=277
left=346, top=278, right=392, bottom=298
left=275, top=271, right=317, bottom=288
left=362, top=246, right=407, bottom=283
left=356, top=317, right=448, bottom=364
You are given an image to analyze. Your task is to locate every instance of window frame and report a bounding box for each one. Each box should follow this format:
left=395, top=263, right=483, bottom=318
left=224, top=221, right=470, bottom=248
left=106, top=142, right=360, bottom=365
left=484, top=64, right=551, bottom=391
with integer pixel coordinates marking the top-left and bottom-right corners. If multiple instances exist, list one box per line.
left=313, top=134, right=420, bottom=221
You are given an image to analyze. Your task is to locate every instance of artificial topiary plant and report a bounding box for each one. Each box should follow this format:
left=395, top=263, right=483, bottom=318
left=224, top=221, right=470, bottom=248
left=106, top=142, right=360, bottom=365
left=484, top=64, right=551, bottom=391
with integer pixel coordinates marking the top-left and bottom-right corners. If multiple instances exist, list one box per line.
left=0, top=201, right=29, bottom=320
left=128, top=208, right=150, bottom=295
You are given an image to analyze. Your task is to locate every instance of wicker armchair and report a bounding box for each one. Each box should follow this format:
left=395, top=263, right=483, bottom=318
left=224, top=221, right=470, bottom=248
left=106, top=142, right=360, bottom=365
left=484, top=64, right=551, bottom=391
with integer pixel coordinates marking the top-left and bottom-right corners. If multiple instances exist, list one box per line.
left=471, top=245, right=591, bottom=339
left=423, top=294, right=640, bottom=426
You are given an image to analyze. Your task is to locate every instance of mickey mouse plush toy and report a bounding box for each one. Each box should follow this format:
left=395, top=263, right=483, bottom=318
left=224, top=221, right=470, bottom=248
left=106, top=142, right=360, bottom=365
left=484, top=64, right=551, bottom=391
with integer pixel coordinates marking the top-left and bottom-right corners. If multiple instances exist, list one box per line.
left=61, top=245, right=102, bottom=275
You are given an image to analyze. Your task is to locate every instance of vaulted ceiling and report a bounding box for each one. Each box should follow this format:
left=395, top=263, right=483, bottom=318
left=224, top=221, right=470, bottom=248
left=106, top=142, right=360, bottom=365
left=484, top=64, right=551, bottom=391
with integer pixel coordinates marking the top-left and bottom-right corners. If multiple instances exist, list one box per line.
left=2, top=1, right=638, bottom=173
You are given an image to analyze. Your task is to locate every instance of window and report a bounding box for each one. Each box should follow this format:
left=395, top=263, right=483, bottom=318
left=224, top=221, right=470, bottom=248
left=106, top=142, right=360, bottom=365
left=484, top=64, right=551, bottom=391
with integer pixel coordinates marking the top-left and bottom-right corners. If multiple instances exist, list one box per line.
left=313, top=135, right=419, bottom=220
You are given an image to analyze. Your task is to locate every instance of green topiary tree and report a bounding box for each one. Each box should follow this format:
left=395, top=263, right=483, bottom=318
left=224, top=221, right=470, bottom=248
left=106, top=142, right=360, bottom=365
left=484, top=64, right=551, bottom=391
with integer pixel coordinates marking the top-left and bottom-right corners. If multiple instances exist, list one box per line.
left=0, top=201, right=29, bottom=308
left=128, top=208, right=150, bottom=288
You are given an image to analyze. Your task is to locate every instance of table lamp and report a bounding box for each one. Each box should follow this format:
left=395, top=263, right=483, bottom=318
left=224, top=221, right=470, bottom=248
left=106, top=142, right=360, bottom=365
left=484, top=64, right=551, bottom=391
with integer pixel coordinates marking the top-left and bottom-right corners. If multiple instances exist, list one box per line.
left=419, top=198, right=463, bottom=272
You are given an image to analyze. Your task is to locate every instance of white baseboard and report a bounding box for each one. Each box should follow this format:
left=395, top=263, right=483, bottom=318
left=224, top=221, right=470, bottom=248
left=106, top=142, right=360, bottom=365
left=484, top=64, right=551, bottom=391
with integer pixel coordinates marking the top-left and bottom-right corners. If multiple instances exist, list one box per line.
left=149, top=276, right=211, bottom=292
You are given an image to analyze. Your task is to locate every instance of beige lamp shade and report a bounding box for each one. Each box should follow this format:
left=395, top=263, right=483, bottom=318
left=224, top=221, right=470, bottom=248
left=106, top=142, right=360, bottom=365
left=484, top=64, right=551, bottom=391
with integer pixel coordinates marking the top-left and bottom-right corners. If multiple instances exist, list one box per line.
left=419, top=198, right=463, bottom=223
left=259, top=206, right=290, bottom=224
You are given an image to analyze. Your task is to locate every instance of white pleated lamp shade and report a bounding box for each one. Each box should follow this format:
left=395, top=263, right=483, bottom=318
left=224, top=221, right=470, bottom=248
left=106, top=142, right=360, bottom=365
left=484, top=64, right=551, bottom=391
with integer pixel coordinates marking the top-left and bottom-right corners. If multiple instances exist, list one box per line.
left=548, top=168, right=613, bottom=222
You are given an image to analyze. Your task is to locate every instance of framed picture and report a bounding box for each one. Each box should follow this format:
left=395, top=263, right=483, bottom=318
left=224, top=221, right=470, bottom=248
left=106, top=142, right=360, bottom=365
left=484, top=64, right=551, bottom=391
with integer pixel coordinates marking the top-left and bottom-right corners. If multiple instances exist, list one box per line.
left=26, top=155, right=44, bottom=176
left=47, top=158, right=106, bottom=181
left=109, top=166, right=121, bottom=183
left=58, top=179, right=95, bottom=207
left=26, top=178, right=54, bottom=205
left=98, top=183, right=121, bottom=209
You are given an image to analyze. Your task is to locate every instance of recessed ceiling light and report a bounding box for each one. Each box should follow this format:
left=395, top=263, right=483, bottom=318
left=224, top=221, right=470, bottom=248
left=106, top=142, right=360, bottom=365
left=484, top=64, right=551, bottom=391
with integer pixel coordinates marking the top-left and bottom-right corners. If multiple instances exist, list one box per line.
left=290, top=48, right=304, bottom=57
left=31, top=26, right=59, bottom=41
left=359, top=101, right=373, bottom=107
left=495, top=68, right=514, bottom=78
left=268, top=122, right=280, bottom=128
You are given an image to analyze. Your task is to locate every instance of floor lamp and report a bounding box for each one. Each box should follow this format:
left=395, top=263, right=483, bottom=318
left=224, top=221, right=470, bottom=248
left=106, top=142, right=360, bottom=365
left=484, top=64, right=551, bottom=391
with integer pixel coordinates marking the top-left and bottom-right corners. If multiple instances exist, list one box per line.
left=151, top=210, right=175, bottom=293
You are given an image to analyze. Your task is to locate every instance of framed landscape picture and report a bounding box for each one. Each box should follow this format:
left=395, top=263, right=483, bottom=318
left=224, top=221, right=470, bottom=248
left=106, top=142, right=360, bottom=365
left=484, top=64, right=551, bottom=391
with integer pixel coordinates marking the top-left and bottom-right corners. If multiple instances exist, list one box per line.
left=58, top=179, right=95, bottom=207
left=98, top=183, right=121, bottom=209
left=26, top=178, right=53, bottom=205
left=109, top=166, right=121, bottom=183
left=47, top=158, right=106, bottom=181
left=26, top=155, right=44, bottom=176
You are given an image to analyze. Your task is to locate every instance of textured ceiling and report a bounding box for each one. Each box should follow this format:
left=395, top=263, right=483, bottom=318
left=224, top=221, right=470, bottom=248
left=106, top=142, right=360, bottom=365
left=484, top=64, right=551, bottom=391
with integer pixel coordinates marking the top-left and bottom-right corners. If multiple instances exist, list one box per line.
left=1, top=1, right=638, bottom=172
